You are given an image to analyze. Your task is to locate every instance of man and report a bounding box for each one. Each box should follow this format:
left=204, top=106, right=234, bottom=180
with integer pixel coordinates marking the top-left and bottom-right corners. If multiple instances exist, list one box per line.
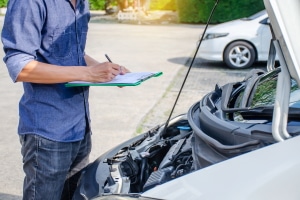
left=1, top=0, right=128, bottom=199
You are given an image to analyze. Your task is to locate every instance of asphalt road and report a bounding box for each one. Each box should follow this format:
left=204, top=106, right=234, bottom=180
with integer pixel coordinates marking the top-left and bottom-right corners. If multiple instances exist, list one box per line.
left=0, top=16, right=266, bottom=199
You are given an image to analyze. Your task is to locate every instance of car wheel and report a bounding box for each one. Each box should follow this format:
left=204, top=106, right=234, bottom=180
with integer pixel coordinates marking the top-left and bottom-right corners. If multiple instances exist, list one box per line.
left=224, top=41, right=256, bottom=69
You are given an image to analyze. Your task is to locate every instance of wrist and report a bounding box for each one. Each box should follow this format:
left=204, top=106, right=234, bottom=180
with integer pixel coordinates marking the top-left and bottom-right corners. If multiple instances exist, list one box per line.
left=74, top=66, right=91, bottom=82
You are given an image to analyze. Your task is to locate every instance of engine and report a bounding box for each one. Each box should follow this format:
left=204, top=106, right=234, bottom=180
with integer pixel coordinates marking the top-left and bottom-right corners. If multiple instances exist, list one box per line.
left=102, top=115, right=194, bottom=194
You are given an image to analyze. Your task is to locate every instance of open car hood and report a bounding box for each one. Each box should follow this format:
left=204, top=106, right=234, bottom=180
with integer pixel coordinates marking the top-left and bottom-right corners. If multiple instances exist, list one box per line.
left=264, top=0, right=300, bottom=85
left=262, top=0, right=300, bottom=142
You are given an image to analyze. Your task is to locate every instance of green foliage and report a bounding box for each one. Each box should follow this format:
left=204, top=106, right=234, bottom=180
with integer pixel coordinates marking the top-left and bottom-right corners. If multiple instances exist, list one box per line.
left=89, top=0, right=177, bottom=11
left=89, top=0, right=106, bottom=10
left=74, top=0, right=266, bottom=24
left=149, top=0, right=176, bottom=10
left=176, top=0, right=265, bottom=24
left=0, top=0, right=8, bottom=8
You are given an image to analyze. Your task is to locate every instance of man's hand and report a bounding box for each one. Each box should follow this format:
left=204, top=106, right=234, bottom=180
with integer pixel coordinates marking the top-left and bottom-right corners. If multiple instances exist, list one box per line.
left=87, top=62, right=121, bottom=82
left=85, top=54, right=130, bottom=82
left=119, top=65, right=130, bottom=75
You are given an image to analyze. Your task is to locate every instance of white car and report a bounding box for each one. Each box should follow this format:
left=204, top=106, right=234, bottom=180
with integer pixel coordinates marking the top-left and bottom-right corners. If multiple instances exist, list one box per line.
left=73, top=1, right=300, bottom=199
left=198, top=10, right=272, bottom=69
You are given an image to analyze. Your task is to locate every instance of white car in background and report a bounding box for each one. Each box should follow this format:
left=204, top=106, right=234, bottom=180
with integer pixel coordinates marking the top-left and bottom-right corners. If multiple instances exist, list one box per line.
left=198, top=10, right=272, bottom=69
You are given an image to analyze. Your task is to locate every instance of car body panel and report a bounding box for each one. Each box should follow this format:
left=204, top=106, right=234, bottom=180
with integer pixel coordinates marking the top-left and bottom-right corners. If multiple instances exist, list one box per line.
left=264, top=0, right=300, bottom=85
left=142, top=135, right=300, bottom=200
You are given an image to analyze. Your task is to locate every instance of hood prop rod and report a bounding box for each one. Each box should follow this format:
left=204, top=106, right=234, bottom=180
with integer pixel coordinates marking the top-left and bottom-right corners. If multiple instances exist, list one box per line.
left=162, top=0, right=220, bottom=135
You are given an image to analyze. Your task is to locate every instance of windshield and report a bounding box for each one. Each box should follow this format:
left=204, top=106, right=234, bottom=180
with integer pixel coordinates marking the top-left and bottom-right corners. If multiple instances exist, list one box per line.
left=242, top=10, right=266, bottom=20
left=233, top=68, right=300, bottom=109
left=249, top=70, right=300, bottom=108
left=231, top=68, right=300, bottom=122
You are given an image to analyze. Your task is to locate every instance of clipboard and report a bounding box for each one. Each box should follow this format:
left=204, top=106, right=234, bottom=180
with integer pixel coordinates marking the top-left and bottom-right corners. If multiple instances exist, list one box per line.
left=65, top=71, right=163, bottom=87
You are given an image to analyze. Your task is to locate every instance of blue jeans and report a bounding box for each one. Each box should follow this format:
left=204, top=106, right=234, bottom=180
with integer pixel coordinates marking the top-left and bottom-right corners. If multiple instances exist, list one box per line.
left=19, top=133, right=92, bottom=200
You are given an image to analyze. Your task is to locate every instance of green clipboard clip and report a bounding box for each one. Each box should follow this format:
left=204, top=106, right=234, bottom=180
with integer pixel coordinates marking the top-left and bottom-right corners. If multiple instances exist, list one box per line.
left=65, top=71, right=163, bottom=87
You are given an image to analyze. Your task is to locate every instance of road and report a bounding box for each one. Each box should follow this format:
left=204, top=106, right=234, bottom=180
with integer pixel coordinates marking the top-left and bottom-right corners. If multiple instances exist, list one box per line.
left=0, top=17, right=266, bottom=199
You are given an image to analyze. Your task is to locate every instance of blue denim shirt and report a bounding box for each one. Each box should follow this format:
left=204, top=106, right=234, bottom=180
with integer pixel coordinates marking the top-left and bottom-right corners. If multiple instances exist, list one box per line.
left=1, top=0, right=91, bottom=142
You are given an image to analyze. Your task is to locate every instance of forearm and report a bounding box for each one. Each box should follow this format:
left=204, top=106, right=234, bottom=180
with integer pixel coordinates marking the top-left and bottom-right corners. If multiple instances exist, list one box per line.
left=16, top=59, right=123, bottom=84
left=84, top=54, right=100, bottom=66
left=17, top=54, right=100, bottom=83
left=16, top=60, right=88, bottom=84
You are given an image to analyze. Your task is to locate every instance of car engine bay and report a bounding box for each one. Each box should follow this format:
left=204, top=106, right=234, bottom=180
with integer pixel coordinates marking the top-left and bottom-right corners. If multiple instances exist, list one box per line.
left=102, top=115, right=194, bottom=194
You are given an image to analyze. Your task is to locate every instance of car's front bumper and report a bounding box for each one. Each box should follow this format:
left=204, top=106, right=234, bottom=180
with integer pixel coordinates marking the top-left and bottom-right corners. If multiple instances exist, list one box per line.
left=197, top=38, right=228, bottom=61
left=73, top=134, right=147, bottom=200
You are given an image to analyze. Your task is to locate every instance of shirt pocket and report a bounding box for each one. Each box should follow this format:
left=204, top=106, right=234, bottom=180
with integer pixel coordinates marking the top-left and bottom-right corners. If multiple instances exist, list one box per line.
left=50, top=27, right=73, bottom=59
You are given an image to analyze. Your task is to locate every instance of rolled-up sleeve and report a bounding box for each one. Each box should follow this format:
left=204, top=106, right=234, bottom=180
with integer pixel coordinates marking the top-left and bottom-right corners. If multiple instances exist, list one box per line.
left=1, top=0, right=45, bottom=82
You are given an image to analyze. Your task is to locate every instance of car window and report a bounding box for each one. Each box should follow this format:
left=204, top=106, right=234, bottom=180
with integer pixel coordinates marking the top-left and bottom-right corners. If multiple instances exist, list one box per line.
left=242, top=10, right=267, bottom=21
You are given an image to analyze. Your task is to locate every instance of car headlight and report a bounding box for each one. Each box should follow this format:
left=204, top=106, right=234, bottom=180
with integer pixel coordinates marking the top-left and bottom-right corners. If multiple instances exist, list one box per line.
left=203, top=33, right=229, bottom=40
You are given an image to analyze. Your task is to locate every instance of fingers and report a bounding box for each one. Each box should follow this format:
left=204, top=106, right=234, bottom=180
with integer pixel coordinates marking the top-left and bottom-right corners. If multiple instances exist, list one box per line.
left=119, top=66, right=124, bottom=75
left=103, top=60, right=130, bottom=75
left=109, top=63, right=120, bottom=76
left=119, top=65, right=130, bottom=75
left=87, top=62, right=130, bottom=83
left=108, top=63, right=131, bottom=75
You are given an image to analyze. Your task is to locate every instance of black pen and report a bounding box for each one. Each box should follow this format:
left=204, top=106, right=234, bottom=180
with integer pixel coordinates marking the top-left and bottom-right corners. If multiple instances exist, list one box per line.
left=105, top=54, right=112, bottom=63
left=105, top=54, right=123, bottom=75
